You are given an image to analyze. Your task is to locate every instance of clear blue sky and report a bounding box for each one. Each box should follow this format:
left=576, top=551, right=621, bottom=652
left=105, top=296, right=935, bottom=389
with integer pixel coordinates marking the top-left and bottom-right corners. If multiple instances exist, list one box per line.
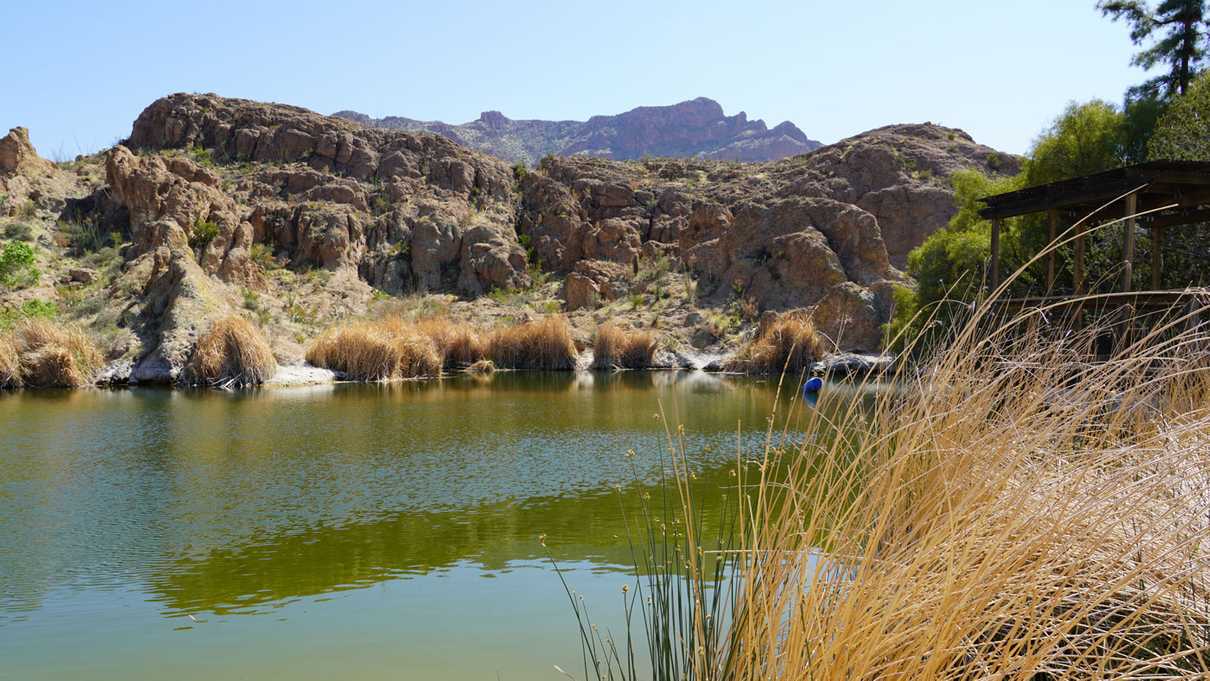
left=2, top=0, right=1150, bottom=158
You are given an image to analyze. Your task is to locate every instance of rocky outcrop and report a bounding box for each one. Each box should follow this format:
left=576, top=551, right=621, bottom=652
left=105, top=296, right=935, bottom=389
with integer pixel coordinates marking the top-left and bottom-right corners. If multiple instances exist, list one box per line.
left=4, top=93, right=1018, bottom=382
left=335, top=97, right=823, bottom=165
left=0, top=127, right=59, bottom=217
left=0, top=127, right=52, bottom=177
left=123, top=92, right=530, bottom=296
left=513, top=122, right=1016, bottom=350
left=106, top=146, right=254, bottom=281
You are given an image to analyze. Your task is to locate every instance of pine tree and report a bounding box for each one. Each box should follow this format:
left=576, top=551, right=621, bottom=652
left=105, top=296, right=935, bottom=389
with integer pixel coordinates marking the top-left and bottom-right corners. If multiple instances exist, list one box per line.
left=1099, top=0, right=1209, bottom=98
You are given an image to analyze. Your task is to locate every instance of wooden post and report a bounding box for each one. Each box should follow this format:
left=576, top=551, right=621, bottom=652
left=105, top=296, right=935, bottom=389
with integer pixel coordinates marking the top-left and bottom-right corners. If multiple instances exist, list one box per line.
left=990, top=218, right=1001, bottom=291
left=1151, top=225, right=1164, bottom=291
left=1046, top=209, right=1057, bottom=290
left=1074, top=231, right=1085, bottom=295
left=1122, top=193, right=1137, bottom=293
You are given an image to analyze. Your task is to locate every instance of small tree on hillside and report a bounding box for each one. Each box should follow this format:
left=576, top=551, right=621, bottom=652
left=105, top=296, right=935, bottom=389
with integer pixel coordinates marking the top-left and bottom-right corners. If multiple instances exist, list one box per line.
left=1099, top=0, right=1210, bottom=99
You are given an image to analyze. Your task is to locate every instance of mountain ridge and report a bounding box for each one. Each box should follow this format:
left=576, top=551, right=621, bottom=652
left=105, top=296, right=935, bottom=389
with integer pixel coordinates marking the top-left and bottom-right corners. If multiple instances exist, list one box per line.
left=333, top=97, right=823, bottom=164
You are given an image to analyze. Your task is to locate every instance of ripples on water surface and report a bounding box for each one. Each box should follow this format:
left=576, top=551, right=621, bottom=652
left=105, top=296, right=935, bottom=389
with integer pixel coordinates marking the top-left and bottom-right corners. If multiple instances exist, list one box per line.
left=0, top=371, right=857, bottom=680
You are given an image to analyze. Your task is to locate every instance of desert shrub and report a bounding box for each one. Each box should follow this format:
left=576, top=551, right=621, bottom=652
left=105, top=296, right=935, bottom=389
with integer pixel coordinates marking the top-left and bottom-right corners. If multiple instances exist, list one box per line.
left=190, top=218, right=220, bottom=250
left=0, top=241, right=39, bottom=289
left=189, top=144, right=214, bottom=166
left=8, top=319, right=102, bottom=388
left=415, top=318, right=485, bottom=370
left=591, top=324, right=658, bottom=370
left=726, top=313, right=826, bottom=375
left=306, top=317, right=442, bottom=381
left=250, top=243, right=281, bottom=270
left=189, top=316, right=277, bottom=387
left=60, top=217, right=111, bottom=254
left=486, top=316, right=578, bottom=370
left=3, top=222, right=33, bottom=241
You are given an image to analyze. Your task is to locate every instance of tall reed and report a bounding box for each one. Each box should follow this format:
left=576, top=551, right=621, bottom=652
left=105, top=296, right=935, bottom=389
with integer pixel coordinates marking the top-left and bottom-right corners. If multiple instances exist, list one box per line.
left=487, top=315, right=578, bottom=370
left=725, top=312, right=826, bottom=375
left=592, top=324, right=658, bottom=370
left=306, top=317, right=443, bottom=380
left=416, top=317, right=486, bottom=370
left=0, top=335, right=19, bottom=388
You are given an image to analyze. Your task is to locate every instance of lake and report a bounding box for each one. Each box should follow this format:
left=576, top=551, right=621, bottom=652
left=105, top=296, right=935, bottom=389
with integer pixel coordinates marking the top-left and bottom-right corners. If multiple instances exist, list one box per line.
left=0, top=371, right=835, bottom=680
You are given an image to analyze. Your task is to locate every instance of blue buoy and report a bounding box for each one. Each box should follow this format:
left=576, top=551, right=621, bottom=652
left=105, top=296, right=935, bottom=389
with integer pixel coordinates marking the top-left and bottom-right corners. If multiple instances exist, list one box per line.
left=803, top=390, right=819, bottom=408
left=803, top=376, right=823, bottom=394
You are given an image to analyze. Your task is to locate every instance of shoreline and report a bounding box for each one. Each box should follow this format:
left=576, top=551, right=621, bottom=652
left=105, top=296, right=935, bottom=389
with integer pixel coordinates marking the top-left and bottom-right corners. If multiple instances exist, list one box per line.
left=1, top=350, right=895, bottom=392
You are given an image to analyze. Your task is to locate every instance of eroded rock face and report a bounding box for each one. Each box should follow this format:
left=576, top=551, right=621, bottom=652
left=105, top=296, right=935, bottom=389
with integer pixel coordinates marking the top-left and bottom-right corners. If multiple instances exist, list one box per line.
left=562, top=260, right=631, bottom=310
left=120, top=93, right=530, bottom=295
left=515, top=123, right=1014, bottom=350
left=106, top=146, right=254, bottom=281
left=0, top=127, right=59, bottom=216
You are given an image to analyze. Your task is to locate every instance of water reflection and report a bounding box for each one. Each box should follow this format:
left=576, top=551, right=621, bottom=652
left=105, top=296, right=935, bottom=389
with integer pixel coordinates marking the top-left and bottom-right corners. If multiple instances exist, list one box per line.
left=1, top=373, right=820, bottom=620
left=0, top=372, right=878, bottom=679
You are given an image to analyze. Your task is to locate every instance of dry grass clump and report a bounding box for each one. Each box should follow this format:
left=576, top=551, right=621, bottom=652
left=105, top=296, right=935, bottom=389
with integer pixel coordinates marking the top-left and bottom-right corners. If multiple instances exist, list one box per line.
left=726, top=312, right=826, bottom=375
left=3, top=319, right=103, bottom=388
left=0, top=336, right=19, bottom=389
left=306, top=317, right=443, bottom=381
left=591, top=324, right=658, bottom=370
left=710, top=318, right=1210, bottom=680
left=415, top=317, right=485, bottom=370
left=566, top=288, right=1210, bottom=676
left=189, top=316, right=277, bottom=387
left=486, top=315, right=578, bottom=370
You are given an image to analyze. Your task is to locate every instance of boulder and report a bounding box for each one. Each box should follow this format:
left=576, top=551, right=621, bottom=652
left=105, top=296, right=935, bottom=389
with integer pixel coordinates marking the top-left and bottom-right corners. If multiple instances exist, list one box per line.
left=563, top=272, right=601, bottom=311
left=813, top=352, right=895, bottom=378
left=68, top=267, right=96, bottom=284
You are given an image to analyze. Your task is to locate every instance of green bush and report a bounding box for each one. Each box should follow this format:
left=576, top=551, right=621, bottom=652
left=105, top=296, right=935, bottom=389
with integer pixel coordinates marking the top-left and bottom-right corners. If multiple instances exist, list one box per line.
left=1023, top=100, right=1126, bottom=186
left=250, top=243, right=281, bottom=270
left=1149, top=71, right=1210, bottom=161
left=0, top=241, right=39, bottom=289
left=189, top=144, right=214, bottom=166
left=60, top=218, right=111, bottom=253
left=190, top=219, right=220, bottom=250
left=0, top=299, right=57, bottom=330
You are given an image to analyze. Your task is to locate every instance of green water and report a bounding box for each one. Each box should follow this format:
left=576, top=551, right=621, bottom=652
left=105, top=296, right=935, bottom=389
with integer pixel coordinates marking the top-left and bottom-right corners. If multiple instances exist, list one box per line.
left=0, top=371, right=840, bottom=680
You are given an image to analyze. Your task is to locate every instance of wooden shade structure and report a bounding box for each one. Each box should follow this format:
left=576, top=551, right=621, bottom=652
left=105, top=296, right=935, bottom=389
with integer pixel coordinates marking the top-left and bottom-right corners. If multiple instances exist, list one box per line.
left=978, top=160, right=1210, bottom=296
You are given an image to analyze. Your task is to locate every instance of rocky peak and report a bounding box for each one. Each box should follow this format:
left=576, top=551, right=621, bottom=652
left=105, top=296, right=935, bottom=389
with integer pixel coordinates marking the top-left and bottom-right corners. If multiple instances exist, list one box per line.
left=477, top=110, right=509, bottom=129
left=0, top=127, right=52, bottom=177
left=771, top=120, right=809, bottom=144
